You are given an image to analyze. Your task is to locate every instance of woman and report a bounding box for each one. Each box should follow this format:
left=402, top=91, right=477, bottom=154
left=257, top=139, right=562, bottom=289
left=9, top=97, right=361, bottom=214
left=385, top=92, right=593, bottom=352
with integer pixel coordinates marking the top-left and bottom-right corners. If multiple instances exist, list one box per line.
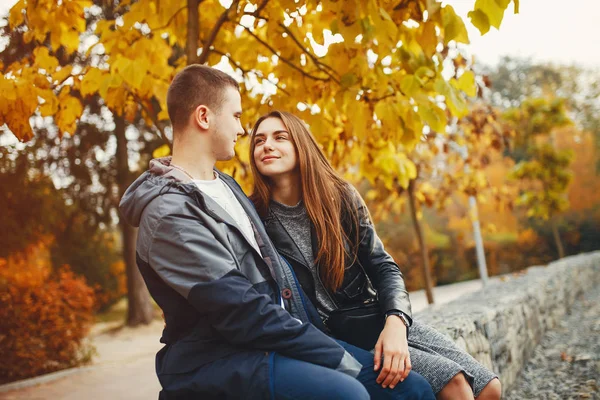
left=249, top=111, right=502, bottom=400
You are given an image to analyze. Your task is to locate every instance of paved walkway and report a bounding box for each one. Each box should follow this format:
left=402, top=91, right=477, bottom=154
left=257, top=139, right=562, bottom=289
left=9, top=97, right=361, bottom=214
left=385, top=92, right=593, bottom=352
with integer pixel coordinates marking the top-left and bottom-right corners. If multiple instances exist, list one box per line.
left=0, top=279, right=491, bottom=400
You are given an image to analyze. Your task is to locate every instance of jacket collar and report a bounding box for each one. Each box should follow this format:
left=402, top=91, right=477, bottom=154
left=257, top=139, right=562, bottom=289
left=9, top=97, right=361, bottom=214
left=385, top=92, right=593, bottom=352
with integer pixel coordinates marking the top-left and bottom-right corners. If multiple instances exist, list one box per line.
left=265, top=211, right=316, bottom=271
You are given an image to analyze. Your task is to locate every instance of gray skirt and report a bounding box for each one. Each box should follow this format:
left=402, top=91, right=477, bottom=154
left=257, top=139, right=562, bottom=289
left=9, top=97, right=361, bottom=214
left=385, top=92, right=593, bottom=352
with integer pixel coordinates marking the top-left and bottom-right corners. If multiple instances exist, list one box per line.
left=406, top=321, right=498, bottom=395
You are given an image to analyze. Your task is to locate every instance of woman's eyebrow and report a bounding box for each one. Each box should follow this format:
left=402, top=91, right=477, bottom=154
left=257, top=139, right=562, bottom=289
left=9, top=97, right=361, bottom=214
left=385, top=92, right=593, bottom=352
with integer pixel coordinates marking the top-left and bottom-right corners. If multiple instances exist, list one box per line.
left=254, top=130, right=289, bottom=136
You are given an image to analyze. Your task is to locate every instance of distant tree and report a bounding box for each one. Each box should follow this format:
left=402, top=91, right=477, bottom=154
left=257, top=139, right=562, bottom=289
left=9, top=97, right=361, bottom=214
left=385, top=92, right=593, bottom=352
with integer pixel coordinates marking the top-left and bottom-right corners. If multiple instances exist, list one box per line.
left=483, top=56, right=600, bottom=169
left=504, top=97, right=574, bottom=259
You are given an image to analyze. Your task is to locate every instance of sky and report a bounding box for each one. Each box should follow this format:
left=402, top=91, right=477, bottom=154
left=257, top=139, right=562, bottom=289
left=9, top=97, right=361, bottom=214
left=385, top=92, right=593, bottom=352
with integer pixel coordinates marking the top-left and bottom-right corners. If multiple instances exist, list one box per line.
left=1, top=0, right=599, bottom=68
left=444, top=0, right=600, bottom=69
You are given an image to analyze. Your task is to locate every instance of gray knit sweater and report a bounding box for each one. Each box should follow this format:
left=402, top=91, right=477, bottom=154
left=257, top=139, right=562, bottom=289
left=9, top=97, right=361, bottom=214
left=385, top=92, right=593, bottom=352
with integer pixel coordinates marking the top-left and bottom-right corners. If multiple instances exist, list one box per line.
left=270, top=200, right=337, bottom=315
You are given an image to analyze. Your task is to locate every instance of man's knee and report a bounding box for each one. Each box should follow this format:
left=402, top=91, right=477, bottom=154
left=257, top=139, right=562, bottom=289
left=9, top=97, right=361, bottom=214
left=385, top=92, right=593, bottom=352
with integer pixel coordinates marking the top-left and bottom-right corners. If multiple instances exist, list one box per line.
left=401, top=371, right=436, bottom=399
left=325, top=374, right=370, bottom=400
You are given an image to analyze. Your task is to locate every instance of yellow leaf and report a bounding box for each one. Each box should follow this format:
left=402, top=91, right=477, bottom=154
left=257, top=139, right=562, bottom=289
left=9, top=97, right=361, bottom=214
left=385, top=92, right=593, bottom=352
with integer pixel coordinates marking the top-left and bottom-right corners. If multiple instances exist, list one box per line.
left=442, top=5, right=470, bottom=44
left=435, top=77, right=468, bottom=118
left=153, top=144, right=171, bottom=159
left=61, top=28, right=81, bottom=53
left=468, top=9, right=490, bottom=35
left=56, top=90, right=83, bottom=135
left=348, top=100, right=370, bottom=139
left=157, top=108, right=170, bottom=121
left=124, top=97, right=137, bottom=122
left=417, top=21, right=438, bottom=57
left=33, top=47, right=59, bottom=71
left=0, top=78, right=17, bottom=100
left=8, top=0, right=25, bottom=28
left=417, top=102, right=447, bottom=133
left=113, top=57, right=145, bottom=90
left=53, top=65, right=73, bottom=84
left=365, top=189, right=378, bottom=201
left=473, top=0, right=505, bottom=29
left=40, top=95, right=59, bottom=117
left=457, top=71, right=477, bottom=97
left=81, top=68, right=105, bottom=96
left=400, top=74, right=420, bottom=97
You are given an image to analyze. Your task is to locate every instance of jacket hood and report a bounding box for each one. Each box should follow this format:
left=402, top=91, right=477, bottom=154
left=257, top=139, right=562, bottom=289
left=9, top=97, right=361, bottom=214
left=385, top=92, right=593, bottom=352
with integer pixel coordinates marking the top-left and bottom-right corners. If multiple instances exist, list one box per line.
left=119, top=156, right=193, bottom=227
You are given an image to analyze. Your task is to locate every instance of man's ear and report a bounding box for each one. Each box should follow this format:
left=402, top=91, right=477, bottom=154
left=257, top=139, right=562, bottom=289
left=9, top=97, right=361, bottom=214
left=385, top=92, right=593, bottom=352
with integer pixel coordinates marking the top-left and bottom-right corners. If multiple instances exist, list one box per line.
left=193, top=105, right=210, bottom=130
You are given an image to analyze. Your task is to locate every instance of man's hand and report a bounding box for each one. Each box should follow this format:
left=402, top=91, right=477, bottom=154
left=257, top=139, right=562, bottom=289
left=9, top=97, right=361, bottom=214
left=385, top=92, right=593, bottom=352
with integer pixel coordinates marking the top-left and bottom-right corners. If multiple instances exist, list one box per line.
left=373, top=315, right=411, bottom=389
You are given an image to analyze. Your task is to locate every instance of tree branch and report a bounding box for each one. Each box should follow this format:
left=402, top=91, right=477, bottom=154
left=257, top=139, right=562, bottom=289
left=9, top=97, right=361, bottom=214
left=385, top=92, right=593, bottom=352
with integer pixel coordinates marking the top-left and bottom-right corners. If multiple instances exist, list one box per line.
left=277, top=22, right=340, bottom=82
left=246, top=0, right=270, bottom=17
left=198, top=0, right=241, bottom=64
left=212, top=48, right=291, bottom=96
left=132, top=93, right=172, bottom=149
left=245, top=14, right=340, bottom=83
left=240, top=24, right=330, bottom=82
left=151, top=6, right=186, bottom=32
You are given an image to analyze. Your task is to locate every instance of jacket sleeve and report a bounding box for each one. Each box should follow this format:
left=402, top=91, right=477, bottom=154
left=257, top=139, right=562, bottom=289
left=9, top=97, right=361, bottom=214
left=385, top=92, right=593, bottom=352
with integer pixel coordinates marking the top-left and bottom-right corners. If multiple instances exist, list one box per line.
left=350, top=187, right=413, bottom=323
left=148, top=212, right=362, bottom=376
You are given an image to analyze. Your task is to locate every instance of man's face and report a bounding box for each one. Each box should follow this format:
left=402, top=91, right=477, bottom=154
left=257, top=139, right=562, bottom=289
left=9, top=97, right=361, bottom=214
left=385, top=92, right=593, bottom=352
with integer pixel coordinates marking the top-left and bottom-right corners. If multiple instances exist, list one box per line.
left=211, top=86, right=244, bottom=161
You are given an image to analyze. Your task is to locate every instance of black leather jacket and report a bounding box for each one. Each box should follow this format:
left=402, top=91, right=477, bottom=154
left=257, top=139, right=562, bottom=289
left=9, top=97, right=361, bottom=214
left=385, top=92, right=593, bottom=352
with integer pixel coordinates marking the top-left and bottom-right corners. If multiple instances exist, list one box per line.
left=263, top=188, right=413, bottom=326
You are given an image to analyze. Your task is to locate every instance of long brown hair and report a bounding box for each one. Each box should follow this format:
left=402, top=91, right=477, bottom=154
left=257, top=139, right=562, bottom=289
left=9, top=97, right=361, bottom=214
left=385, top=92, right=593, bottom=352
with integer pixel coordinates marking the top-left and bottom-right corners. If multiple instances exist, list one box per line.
left=249, top=111, right=359, bottom=291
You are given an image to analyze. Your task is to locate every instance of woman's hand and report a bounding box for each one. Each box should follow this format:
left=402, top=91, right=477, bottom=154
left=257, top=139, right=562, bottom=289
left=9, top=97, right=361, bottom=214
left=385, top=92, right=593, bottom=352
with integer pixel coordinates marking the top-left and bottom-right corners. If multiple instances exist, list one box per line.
left=373, top=316, right=411, bottom=389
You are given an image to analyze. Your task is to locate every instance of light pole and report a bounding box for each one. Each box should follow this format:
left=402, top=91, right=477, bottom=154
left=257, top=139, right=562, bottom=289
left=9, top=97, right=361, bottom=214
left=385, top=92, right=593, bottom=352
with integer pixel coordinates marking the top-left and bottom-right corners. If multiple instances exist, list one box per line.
left=448, top=140, right=489, bottom=285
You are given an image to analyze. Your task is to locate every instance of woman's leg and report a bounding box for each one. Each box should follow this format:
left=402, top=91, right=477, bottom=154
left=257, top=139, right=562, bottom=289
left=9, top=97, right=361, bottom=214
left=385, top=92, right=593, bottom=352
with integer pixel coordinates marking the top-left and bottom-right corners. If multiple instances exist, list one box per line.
left=271, top=353, right=369, bottom=400
left=476, top=378, right=501, bottom=400
left=437, top=373, right=474, bottom=400
left=338, top=340, right=436, bottom=400
left=407, top=321, right=500, bottom=398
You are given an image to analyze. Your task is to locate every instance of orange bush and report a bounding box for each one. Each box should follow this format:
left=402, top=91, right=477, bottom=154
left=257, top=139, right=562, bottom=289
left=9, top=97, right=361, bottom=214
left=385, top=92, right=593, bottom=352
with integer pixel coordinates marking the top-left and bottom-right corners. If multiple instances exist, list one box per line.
left=0, top=241, right=96, bottom=384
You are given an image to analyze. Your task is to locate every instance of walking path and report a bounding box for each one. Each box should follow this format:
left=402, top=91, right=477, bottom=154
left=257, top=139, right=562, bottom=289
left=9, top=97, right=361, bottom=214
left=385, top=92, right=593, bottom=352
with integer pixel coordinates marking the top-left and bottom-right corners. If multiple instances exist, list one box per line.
left=505, top=285, right=599, bottom=399
left=0, top=279, right=490, bottom=400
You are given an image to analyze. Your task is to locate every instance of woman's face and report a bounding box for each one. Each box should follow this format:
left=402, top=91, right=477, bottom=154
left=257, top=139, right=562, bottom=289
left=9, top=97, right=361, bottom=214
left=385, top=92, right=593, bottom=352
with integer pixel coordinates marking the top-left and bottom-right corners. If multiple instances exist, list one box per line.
left=253, top=117, right=298, bottom=179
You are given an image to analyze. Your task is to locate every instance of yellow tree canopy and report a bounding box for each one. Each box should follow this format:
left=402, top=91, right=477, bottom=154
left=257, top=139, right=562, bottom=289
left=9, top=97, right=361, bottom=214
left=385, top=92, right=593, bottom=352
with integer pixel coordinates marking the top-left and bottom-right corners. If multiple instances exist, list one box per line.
left=1, top=0, right=517, bottom=188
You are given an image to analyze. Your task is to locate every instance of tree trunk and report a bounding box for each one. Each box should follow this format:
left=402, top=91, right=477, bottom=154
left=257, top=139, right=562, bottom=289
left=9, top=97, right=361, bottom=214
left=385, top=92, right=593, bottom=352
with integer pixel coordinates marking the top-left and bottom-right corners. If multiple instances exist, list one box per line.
left=186, top=0, right=200, bottom=64
left=115, top=116, right=154, bottom=326
left=551, top=220, right=565, bottom=259
left=407, top=180, right=435, bottom=304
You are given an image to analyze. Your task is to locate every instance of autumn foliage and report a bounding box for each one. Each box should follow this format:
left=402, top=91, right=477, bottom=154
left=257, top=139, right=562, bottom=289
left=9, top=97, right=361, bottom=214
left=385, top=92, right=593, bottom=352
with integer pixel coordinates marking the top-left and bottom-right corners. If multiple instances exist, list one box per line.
left=0, top=239, right=96, bottom=384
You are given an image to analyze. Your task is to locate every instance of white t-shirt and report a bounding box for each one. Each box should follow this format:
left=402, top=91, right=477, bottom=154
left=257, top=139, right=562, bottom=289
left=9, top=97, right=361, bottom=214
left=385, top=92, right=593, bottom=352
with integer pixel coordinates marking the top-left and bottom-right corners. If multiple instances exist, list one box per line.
left=194, top=175, right=294, bottom=318
left=193, top=176, right=261, bottom=255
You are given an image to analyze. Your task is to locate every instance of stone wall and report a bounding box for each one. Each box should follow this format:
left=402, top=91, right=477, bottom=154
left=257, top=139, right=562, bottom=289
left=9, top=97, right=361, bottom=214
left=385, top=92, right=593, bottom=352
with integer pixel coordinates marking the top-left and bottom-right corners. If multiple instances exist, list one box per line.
left=414, top=251, right=600, bottom=391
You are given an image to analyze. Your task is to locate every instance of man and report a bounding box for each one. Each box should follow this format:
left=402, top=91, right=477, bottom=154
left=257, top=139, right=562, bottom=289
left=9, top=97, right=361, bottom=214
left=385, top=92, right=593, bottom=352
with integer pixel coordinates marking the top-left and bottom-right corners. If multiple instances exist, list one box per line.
left=119, top=65, right=433, bottom=399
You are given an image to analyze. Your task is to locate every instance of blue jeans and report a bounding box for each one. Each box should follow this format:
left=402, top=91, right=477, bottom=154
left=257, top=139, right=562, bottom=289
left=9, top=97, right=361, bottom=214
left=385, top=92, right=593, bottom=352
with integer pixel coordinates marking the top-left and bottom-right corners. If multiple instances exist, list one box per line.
left=271, top=340, right=435, bottom=400
left=339, top=340, right=435, bottom=399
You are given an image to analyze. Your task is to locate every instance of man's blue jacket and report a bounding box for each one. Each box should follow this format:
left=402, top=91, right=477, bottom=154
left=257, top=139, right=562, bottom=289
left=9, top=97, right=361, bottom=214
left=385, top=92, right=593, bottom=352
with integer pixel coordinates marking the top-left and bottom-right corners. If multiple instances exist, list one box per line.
left=119, top=157, right=361, bottom=399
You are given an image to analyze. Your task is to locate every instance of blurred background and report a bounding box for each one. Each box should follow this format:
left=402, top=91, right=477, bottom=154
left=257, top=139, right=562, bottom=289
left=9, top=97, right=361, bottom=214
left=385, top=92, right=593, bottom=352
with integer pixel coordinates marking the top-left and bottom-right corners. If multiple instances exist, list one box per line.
left=1, top=0, right=599, bottom=386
